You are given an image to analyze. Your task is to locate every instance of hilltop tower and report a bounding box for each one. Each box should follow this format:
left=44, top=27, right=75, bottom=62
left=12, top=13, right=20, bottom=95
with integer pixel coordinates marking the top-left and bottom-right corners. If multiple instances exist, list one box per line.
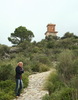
left=45, top=24, right=58, bottom=37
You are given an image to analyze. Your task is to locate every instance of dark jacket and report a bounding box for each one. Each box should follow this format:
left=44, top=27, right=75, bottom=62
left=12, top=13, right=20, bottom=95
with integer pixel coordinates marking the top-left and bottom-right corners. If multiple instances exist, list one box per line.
left=15, top=66, right=24, bottom=79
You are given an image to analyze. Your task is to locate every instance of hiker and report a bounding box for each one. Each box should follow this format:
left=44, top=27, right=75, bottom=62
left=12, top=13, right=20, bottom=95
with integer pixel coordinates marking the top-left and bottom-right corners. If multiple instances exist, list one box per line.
left=15, top=62, right=24, bottom=97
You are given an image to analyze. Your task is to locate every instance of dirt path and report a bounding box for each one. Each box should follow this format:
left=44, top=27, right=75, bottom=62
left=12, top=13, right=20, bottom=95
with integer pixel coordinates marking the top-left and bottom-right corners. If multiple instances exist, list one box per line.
left=14, top=70, right=52, bottom=100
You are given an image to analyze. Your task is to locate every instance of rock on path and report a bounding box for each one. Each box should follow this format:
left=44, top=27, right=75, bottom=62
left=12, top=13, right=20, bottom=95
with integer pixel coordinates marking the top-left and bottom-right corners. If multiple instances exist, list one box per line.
left=15, top=71, right=51, bottom=100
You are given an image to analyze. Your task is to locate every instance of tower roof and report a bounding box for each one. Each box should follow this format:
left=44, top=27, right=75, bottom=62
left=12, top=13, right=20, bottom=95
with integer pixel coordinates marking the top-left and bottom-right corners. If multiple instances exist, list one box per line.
left=47, top=24, right=56, bottom=27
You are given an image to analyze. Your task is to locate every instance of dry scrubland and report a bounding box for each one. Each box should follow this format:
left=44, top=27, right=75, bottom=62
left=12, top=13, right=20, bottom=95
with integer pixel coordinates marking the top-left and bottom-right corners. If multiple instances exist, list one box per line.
left=0, top=31, right=78, bottom=100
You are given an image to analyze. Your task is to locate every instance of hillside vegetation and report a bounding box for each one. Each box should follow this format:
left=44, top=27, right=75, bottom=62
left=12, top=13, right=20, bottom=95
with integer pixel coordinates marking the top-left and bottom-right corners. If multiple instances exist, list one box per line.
left=0, top=26, right=78, bottom=100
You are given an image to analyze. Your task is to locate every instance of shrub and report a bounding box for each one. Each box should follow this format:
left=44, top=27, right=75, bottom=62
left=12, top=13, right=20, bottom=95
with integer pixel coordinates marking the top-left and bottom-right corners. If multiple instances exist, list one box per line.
left=70, top=75, right=78, bottom=89
left=24, top=65, right=32, bottom=72
left=0, top=72, right=29, bottom=99
left=32, top=46, right=40, bottom=53
left=56, top=50, right=74, bottom=82
left=72, top=58, right=78, bottom=75
left=31, top=61, right=40, bottom=72
left=0, top=91, right=14, bottom=100
left=0, top=80, right=15, bottom=90
left=38, top=56, right=50, bottom=65
left=0, top=64, right=14, bottom=81
left=22, top=72, right=29, bottom=88
left=39, top=64, right=50, bottom=72
left=42, top=94, right=50, bottom=100
left=31, top=61, right=50, bottom=72
left=47, top=41, right=55, bottom=48
left=0, top=80, right=15, bottom=100
left=16, top=55, right=27, bottom=65
left=58, top=87, right=77, bottom=100
left=73, top=49, right=78, bottom=58
left=44, top=72, right=64, bottom=95
left=30, top=53, right=51, bottom=66
left=43, top=87, right=77, bottom=100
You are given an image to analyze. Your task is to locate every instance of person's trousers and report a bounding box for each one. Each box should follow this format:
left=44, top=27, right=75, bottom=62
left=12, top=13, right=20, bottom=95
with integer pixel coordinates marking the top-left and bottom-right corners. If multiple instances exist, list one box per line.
left=15, top=79, right=23, bottom=96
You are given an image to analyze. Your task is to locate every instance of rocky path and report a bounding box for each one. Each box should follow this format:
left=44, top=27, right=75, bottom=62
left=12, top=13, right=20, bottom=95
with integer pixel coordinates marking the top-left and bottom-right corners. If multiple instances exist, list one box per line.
left=15, top=70, right=52, bottom=100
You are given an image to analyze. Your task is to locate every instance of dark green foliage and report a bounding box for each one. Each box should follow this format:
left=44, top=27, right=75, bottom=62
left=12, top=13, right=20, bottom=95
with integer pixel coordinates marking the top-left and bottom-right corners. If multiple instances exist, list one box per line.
left=0, top=92, right=14, bottom=100
left=31, top=61, right=40, bottom=72
left=0, top=64, right=14, bottom=81
left=73, top=49, right=78, bottom=58
left=43, top=49, right=78, bottom=100
left=70, top=75, right=78, bottom=89
left=18, top=40, right=32, bottom=50
left=72, top=58, right=78, bottom=75
left=42, top=94, right=50, bottom=100
left=43, top=88, right=77, bottom=100
left=61, top=32, right=76, bottom=39
left=8, top=26, right=34, bottom=44
left=0, top=80, right=15, bottom=90
left=39, top=64, right=50, bottom=72
left=30, top=53, right=51, bottom=65
left=45, top=72, right=64, bottom=95
left=22, top=72, right=29, bottom=88
left=0, top=72, right=29, bottom=100
left=31, top=61, right=49, bottom=72
left=56, top=50, right=74, bottom=82
left=46, top=35, right=59, bottom=41
left=48, top=87, right=76, bottom=100
left=47, top=41, right=55, bottom=48
left=0, top=80, right=15, bottom=100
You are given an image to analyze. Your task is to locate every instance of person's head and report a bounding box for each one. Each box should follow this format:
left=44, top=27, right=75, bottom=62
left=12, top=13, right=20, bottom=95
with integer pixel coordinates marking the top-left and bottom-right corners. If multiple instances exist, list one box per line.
left=17, top=62, right=23, bottom=67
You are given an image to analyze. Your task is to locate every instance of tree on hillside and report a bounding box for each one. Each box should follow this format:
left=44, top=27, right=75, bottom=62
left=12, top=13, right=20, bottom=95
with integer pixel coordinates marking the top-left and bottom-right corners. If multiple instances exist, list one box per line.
left=61, top=32, right=76, bottom=39
left=8, top=26, right=34, bottom=45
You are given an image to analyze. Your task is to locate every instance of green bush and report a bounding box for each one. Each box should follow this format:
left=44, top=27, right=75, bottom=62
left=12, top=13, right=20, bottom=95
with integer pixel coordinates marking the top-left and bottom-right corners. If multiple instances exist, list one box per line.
left=31, top=61, right=40, bottom=72
left=47, top=40, right=55, bottom=48
left=30, top=53, right=51, bottom=65
left=58, top=87, right=77, bottom=100
left=0, top=64, right=14, bottom=81
left=0, top=72, right=29, bottom=100
left=31, top=61, right=50, bottom=72
left=70, top=75, right=78, bottom=89
left=44, top=72, right=64, bottom=95
left=72, top=58, right=78, bottom=75
left=32, top=46, right=40, bottom=53
left=0, top=80, right=15, bottom=100
left=43, top=87, right=77, bottom=100
left=24, top=65, right=32, bottom=72
left=16, top=55, right=27, bottom=65
left=38, top=56, right=50, bottom=65
left=42, top=94, right=50, bottom=100
left=0, top=91, right=14, bottom=100
left=56, top=50, right=74, bottom=82
left=39, top=64, right=50, bottom=72
left=22, top=72, right=29, bottom=88
left=73, top=49, right=78, bottom=58
left=0, top=80, right=15, bottom=90
left=43, top=49, right=78, bottom=100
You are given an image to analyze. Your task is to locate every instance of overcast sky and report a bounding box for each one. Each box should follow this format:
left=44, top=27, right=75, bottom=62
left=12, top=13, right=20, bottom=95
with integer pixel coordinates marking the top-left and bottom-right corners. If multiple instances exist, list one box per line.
left=0, top=0, right=78, bottom=46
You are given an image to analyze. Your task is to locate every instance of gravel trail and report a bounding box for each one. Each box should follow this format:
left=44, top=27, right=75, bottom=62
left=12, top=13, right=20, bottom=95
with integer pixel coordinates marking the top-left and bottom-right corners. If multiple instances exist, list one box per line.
left=14, top=71, right=51, bottom=100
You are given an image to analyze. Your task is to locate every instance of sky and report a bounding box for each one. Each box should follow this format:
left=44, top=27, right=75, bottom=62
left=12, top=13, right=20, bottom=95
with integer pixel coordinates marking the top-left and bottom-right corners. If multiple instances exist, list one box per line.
left=0, top=0, right=78, bottom=46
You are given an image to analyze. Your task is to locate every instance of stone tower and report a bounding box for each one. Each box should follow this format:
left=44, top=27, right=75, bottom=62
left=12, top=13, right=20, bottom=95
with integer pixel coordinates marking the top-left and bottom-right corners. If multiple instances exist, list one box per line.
left=45, top=24, right=58, bottom=37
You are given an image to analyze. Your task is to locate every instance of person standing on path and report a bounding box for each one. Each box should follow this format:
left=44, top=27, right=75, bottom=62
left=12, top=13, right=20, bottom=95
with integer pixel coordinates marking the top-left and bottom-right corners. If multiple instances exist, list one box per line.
left=15, top=62, right=24, bottom=97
